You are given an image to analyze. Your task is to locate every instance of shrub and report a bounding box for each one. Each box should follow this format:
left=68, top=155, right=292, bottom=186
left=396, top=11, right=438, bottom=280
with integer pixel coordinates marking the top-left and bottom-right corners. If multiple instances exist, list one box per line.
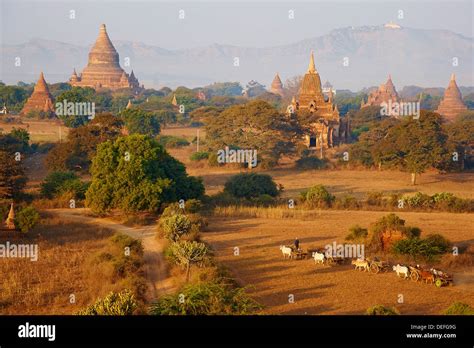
left=40, top=171, right=82, bottom=199
left=368, top=213, right=421, bottom=252
left=224, top=173, right=279, bottom=199
left=157, top=135, right=190, bottom=148
left=149, top=281, right=261, bottom=315
left=167, top=241, right=209, bottom=281
left=366, top=191, right=384, bottom=206
left=77, top=289, right=137, bottom=315
left=14, top=206, right=40, bottom=233
left=190, top=151, right=209, bottom=161
left=160, top=214, right=192, bottom=241
left=295, top=156, right=327, bottom=170
left=392, top=234, right=450, bottom=261
left=301, top=185, right=334, bottom=208
left=250, top=194, right=276, bottom=207
left=404, top=192, right=432, bottom=209
left=345, top=225, right=368, bottom=241
left=443, top=302, right=474, bottom=315
left=335, top=195, right=360, bottom=209
left=366, top=305, right=400, bottom=315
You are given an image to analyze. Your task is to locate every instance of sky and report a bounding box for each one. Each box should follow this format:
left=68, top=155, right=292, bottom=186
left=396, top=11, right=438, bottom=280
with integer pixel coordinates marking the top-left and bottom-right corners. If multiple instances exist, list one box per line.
left=1, top=0, right=473, bottom=49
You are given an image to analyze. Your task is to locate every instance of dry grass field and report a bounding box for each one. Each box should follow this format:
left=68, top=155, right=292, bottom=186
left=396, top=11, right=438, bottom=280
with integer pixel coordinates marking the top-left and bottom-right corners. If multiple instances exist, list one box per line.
left=0, top=119, right=67, bottom=143
left=202, top=211, right=474, bottom=315
left=0, top=216, right=145, bottom=314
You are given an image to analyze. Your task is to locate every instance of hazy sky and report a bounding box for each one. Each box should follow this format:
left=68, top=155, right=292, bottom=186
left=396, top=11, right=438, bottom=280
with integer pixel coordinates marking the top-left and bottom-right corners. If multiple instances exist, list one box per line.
left=1, top=0, right=473, bottom=49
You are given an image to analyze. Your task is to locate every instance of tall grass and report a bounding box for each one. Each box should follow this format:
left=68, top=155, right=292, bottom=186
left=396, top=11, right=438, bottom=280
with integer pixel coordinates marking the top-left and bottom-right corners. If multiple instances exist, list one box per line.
left=212, top=205, right=325, bottom=220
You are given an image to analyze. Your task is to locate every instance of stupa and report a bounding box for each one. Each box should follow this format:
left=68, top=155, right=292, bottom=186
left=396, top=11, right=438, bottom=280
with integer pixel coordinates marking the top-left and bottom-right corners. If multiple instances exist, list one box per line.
left=362, top=75, right=399, bottom=107
left=289, top=51, right=346, bottom=149
left=436, top=74, right=467, bottom=122
left=2, top=203, right=16, bottom=230
left=70, top=24, right=142, bottom=92
left=270, top=73, right=284, bottom=96
left=21, top=72, right=55, bottom=115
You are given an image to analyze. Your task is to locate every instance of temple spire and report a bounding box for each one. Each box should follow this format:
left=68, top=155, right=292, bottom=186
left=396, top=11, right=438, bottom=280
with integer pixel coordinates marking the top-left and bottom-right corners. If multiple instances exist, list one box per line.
left=450, top=73, right=456, bottom=81
left=308, top=51, right=317, bottom=73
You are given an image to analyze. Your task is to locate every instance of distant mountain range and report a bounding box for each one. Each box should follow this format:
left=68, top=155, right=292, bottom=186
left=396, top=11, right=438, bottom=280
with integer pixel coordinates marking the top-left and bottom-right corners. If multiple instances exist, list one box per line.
left=1, top=24, right=473, bottom=91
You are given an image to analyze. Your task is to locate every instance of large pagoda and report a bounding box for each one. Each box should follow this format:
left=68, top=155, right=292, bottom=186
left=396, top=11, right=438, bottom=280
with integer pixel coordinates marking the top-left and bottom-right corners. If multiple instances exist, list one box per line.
left=70, top=24, right=142, bottom=92
left=289, top=51, right=346, bottom=149
left=362, top=75, right=399, bottom=107
left=21, top=72, right=55, bottom=115
left=436, top=74, right=467, bottom=122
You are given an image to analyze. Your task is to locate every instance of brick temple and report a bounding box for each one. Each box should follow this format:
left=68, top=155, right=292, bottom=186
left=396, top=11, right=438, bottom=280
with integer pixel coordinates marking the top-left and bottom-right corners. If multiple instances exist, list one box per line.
left=436, top=74, right=467, bottom=122
left=21, top=72, right=55, bottom=115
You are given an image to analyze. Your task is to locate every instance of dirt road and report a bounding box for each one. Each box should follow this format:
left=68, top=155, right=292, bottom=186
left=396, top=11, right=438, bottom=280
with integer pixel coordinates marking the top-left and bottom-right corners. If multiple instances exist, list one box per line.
left=48, top=208, right=175, bottom=302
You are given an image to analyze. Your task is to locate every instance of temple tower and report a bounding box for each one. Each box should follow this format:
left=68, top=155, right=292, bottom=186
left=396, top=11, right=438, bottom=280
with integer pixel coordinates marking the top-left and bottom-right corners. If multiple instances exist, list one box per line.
left=270, top=73, right=284, bottom=97
left=21, top=72, right=55, bottom=115
left=436, top=74, right=467, bottom=122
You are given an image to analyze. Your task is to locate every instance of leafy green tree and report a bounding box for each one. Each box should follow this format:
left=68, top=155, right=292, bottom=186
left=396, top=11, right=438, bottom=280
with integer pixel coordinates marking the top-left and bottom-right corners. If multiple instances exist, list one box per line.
left=0, top=85, right=30, bottom=112
left=121, top=108, right=161, bottom=136
left=168, top=241, right=209, bottom=281
left=375, top=111, right=448, bottom=184
left=160, top=214, right=192, bottom=241
left=55, top=87, right=96, bottom=127
left=203, top=82, right=243, bottom=96
left=0, top=150, right=27, bottom=199
left=205, top=100, right=296, bottom=167
left=224, top=173, right=279, bottom=199
left=86, top=134, right=204, bottom=214
left=300, top=184, right=335, bottom=208
left=40, top=171, right=87, bottom=199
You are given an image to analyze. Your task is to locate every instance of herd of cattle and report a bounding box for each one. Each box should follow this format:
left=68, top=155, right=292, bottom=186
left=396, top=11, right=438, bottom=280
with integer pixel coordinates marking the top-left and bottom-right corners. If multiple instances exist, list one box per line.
left=279, top=245, right=453, bottom=287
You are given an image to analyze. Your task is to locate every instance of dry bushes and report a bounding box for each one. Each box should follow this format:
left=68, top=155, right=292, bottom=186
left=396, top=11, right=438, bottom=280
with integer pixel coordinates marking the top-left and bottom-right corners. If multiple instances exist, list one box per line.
left=0, top=216, right=146, bottom=314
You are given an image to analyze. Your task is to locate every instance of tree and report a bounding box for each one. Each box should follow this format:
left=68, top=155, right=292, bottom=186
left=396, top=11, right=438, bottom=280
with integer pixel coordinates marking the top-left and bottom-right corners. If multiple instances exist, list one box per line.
left=86, top=134, right=204, bottom=214
left=224, top=173, right=279, bottom=199
left=168, top=241, right=209, bottom=282
left=0, top=151, right=27, bottom=199
left=205, top=100, right=297, bottom=167
left=372, top=111, right=447, bottom=184
left=45, top=113, right=123, bottom=171
left=56, top=87, right=97, bottom=127
left=121, top=108, right=161, bottom=137
left=160, top=214, right=192, bottom=241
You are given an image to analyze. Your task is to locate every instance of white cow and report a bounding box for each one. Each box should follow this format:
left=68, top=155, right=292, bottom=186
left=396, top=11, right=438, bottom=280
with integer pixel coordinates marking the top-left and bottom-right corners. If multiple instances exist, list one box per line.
left=393, top=264, right=409, bottom=278
left=312, top=252, right=325, bottom=264
left=280, top=245, right=293, bottom=259
left=351, top=258, right=369, bottom=271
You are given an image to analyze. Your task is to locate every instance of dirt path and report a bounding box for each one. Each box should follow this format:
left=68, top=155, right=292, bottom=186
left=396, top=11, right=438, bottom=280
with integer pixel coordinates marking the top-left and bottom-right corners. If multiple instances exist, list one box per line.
left=47, top=208, right=175, bottom=302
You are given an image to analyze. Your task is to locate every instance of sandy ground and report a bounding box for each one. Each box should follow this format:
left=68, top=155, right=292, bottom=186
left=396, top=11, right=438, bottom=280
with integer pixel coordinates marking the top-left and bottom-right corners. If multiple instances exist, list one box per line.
left=202, top=211, right=474, bottom=315
left=48, top=208, right=175, bottom=302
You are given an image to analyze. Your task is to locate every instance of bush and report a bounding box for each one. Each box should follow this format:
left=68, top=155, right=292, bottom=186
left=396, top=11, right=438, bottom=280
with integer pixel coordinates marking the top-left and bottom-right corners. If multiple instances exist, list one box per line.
left=443, top=302, right=474, bottom=315
left=224, top=173, right=279, bottom=199
left=366, top=191, right=384, bottom=206
left=300, top=185, right=334, bottom=208
left=392, top=234, right=450, bottom=261
left=77, top=289, right=137, bottom=315
left=366, top=305, right=400, bottom=315
left=295, top=156, right=326, bottom=170
left=190, top=151, right=209, bottom=161
left=250, top=194, right=276, bottom=207
left=335, top=195, right=360, bottom=209
left=404, top=192, right=432, bottom=209
left=345, top=225, right=368, bottom=241
left=15, top=206, right=40, bottom=233
left=157, top=135, right=190, bottom=148
left=149, top=281, right=261, bottom=315
left=160, top=214, right=192, bottom=241
left=40, top=171, right=87, bottom=199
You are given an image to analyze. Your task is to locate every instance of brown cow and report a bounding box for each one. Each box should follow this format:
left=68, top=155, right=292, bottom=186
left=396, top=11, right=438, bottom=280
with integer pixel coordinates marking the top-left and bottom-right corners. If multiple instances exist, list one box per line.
left=419, top=269, right=434, bottom=284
